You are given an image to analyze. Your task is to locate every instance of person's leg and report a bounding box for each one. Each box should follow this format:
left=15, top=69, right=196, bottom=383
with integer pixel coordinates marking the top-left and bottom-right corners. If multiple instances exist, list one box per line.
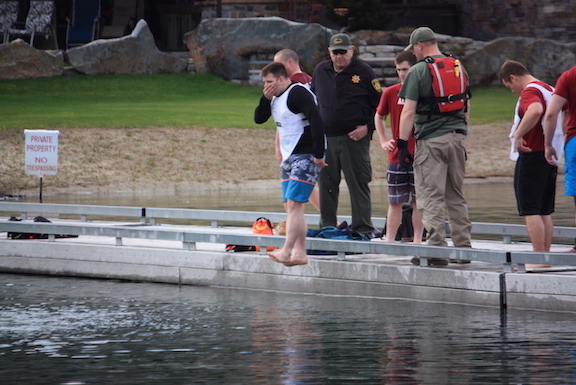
left=407, top=163, right=425, bottom=244
left=272, top=164, right=297, bottom=264
left=444, top=133, right=472, bottom=248
left=410, top=137, right=451, bottom=265
left=340, top=135, right=374, bottom=234
left=414, top=136, right=448, bottom=246
left=524, top=214, right=548, bottom=251
left=542, top=214, right=553, bottom=252
left=521, top=215, right=551, bottom=269
left=515, top=153, right=547, bottom=249
left=385, top=203, right=403, bottom=242
left=318, top=136, right=341, bottom=228
left=308, top=187, right=320, bottom=211
left=411, top=201, right=425, bottom=244
left=282, top=200, right=308, bottom=266
left=569, top=195, right=576, bottom=252
left=516, top=153, right=556, bottom=262
left=268, top=199, right=307, bottom=264
left=386, top=162, right=413, bottom=242
left=269, top=154, right=318, bottom=266
left=564, top=139, right=576, bottom=251
left=539, top=161, right=557, bottom=253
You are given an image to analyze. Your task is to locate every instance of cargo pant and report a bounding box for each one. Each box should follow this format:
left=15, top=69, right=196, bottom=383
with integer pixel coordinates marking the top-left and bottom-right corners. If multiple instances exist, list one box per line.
left=413, top=131, right=472, bottom=247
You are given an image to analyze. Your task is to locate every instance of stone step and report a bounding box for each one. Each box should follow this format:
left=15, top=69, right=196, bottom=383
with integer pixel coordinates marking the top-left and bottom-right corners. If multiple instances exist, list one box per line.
left=361, top=45, right=403, bottom=55
left=360, top=56, right=396, bottom=68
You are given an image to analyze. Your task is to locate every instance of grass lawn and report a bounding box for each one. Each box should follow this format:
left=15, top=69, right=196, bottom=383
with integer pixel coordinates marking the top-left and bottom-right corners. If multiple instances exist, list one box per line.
left=0, top=73, right=517, bottom=129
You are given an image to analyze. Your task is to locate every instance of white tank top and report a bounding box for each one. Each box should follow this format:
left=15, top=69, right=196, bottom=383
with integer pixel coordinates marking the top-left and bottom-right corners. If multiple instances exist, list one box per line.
left=271, top=83, right=315, bottom=161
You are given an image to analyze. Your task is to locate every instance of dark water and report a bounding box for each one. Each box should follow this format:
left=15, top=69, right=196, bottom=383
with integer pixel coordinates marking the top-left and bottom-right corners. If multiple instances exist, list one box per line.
left=1, top=273, right=576, bottom=385
left=5, top=182, right=576, bottom=383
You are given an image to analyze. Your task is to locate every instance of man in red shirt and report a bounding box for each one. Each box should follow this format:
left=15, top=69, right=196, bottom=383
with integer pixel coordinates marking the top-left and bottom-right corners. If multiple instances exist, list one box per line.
left=274, top=48, right=312, bottom=87
left=544, top=66, right=576, bottom=251
left=500, top=60, right=558, bottom=263
left=374, top=51, right=424, bottom=244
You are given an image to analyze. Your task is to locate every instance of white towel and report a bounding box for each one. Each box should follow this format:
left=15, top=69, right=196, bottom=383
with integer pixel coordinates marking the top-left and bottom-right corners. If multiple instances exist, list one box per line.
left=509, top=83, right=564, bottom=161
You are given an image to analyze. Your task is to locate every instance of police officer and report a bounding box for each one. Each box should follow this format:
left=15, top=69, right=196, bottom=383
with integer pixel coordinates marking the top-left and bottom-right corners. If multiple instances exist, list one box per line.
left=311, top=33, right=382, bottom=237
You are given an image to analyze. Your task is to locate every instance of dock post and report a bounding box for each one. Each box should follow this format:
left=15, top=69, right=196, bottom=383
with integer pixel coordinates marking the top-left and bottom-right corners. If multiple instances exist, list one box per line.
left=499, top=272, right=507, bottom=310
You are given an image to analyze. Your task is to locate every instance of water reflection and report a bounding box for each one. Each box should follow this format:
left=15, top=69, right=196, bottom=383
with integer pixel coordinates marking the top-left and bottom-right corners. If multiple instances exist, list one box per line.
left=1, top=274, right=576, bottom=384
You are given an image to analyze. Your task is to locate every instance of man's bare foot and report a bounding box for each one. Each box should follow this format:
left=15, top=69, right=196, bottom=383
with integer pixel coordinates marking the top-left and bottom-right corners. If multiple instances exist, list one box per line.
left=282, top=251, right=308, bottom=266
left=283, top=258, right=308, bottom=266
left=563, top=248, right=576, bottom=253
left=268, top=250, right=291, bottom=264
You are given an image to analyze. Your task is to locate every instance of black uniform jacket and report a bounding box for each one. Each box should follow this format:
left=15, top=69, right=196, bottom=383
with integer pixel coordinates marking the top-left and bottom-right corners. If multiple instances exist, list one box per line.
left=311, top=56, right=381, bottom=137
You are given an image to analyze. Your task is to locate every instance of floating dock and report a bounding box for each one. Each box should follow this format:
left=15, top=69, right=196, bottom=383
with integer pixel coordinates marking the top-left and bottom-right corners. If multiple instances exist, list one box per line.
left=1, top=202, right=576, bottom=313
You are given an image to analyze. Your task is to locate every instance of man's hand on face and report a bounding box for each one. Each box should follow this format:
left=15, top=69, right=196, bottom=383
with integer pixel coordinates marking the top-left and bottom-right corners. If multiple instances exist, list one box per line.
left=263, top=82, right=277, bottom=100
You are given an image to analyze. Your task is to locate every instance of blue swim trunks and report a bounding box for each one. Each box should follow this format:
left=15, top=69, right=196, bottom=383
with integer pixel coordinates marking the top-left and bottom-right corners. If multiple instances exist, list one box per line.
left=565, top=137, right=576, bottom=196
left=280, top=154, right=320, bottom=203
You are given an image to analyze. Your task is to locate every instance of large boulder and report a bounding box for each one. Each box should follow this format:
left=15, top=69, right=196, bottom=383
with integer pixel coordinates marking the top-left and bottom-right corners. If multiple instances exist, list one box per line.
left=184, top=17, right=335, bottom=80
left=463, top=37, right=576, bottom=86
left=0, top=39, right=63, bottom=79
left=66, top=19, right=188, bottom=75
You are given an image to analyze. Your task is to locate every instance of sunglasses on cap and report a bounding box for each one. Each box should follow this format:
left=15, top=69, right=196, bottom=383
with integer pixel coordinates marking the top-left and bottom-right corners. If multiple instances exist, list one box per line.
left=331, top=49, right=348, bottom=55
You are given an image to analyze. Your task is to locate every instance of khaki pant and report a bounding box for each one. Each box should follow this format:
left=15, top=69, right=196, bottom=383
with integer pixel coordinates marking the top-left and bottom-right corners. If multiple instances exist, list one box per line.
left=414, top=132, right=472, bottom=247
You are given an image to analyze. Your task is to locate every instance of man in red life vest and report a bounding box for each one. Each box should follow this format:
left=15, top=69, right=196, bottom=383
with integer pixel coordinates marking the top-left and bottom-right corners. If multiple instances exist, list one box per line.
left=398, top=27, right=472, bottom=265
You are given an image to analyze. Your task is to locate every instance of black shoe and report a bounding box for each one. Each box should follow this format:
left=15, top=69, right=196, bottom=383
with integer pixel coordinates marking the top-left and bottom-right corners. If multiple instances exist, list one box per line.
left=449, top=259, right=471, bottom=264
left=337, top=221, right=348, bottom=230
left=369, top=230, right=383, bottom=239
left=411, top=256, right=448, bottom=266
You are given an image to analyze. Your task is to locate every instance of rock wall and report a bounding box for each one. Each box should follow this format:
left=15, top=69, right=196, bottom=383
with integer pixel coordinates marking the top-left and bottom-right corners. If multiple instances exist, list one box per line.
left=318, top=29, right=575, bottom=87
left=184, top=17, right=334, bottom=81
left=352, top=30, right=478, bottom=86
left=456, top=0, right=576, bottom=43
left=66, top=20, right=188, bottom=76
left=463, top=37, right=576, bottom=86
left=360, top=0, right=576, bottom=45
left=2, top=15, right=575, bottom=88
left=0, top=20, right=188, bottom=79
left=0, top=39, right=63, bottom=80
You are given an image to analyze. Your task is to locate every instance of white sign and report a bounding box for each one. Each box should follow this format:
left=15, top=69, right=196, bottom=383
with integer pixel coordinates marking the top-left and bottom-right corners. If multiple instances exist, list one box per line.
left=24, top=129, right=59, bottom=176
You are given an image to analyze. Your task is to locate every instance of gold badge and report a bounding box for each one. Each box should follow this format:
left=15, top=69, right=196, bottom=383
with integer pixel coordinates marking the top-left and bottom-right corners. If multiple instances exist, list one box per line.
left=352, top=75, right=361, bottom=83
left=371, top=78, right=382, bottom=92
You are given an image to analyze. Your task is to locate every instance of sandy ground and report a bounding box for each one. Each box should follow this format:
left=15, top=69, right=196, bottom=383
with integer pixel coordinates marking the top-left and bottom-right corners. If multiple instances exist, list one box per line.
left=1, top=123, right=517, bottom=196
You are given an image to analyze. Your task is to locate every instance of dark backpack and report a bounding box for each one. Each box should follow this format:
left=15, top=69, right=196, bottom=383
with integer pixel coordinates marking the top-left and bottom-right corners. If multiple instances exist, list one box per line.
left=383, top=204, right=427, bottom=242
left=8, top=216, right=78, bottom=240
left=306, top=225, right=369, bottom=255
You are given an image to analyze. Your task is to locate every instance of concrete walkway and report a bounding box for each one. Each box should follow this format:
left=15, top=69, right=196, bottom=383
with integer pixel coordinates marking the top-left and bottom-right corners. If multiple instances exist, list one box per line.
left=1, top=222, right=576, bottom=313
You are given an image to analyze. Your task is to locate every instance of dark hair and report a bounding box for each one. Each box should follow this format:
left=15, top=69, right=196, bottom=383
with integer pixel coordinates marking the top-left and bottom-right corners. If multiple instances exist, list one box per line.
left=499, top=60, right=530, bottom=83
left=395, top=51, right=417, bottom=66
left=260, top=62, right=288, bottom=79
